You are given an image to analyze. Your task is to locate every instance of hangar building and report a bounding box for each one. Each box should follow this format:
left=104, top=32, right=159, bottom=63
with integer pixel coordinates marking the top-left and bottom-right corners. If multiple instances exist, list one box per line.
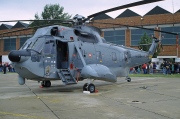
left=0, top=6, right=180, bottom=63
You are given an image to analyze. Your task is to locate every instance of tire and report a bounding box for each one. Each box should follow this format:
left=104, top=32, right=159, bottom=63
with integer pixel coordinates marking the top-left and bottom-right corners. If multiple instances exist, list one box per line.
left=127, top=78, right=131, bottom=82
left=45, top=81, right=51, bottom=87
left=88, top=84, right=95, bottom=93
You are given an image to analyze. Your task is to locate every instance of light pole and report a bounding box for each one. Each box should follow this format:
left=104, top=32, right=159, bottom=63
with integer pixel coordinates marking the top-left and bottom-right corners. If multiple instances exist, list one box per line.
left=141, top=17, right=144, bottom=26
left=176, top=35, right=179, bottom=57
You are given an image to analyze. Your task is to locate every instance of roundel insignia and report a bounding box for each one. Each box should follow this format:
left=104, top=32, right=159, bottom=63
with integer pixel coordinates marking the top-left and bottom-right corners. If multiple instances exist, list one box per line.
left=45, top=66, right=51, bottom=76
left=149, top=55, right=152, bottom=59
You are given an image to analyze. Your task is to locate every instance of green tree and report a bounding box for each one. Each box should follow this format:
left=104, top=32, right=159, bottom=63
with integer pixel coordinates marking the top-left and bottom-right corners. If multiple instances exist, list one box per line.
left=30, top=4, right=71, bottom=26
left=138, top=32, right=161, bottom=58
left=138, top=32, right=152, bottom=51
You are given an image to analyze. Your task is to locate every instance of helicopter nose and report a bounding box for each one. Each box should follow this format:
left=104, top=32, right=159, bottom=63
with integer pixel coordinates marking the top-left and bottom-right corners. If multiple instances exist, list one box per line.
left=8, top=50, right=31, bottom=62
left=8, top=50, right=21, bottom=62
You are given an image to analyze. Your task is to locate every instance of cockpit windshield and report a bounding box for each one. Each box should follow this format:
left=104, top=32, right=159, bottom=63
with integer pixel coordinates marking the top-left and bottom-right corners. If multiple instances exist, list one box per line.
left=21, top=42, right=32, bottom=50
left=31, top=37, right=45, bottom=52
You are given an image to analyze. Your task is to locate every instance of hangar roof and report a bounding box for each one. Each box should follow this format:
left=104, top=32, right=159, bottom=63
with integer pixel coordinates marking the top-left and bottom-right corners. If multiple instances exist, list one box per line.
left=12, top=21, right=29, bottom=28
left=91, top=13, right=113, bottom=20
left=116, top=9, right=141, bottom=18
left=175, top=9, right=180, bottom=14
left=0, top=24, right=12, bottom=30
left=144, top=6, right=171, bottom=16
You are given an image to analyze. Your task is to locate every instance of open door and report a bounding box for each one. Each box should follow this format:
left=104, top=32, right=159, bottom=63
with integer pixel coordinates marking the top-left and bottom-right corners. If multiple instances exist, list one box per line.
left=56, top=41, right=69, bottom=69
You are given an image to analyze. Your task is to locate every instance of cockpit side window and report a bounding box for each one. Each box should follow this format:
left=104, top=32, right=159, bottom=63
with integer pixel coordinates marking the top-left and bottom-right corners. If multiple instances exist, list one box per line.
left=43, top=40, right=56, bottom=54
left=78, top=33, right=98, bottom=43
left=112, top=52, right=117, bottom=61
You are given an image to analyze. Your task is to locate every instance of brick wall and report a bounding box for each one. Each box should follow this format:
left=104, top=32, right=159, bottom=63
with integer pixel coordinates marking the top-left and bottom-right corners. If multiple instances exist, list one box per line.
left=0, top=12, right=180, bottom=57
left=0, top=28, right=33, bottom=55
left=125, top=29, right=131, bottom=47
left=93, top=13, right=180, bottom=57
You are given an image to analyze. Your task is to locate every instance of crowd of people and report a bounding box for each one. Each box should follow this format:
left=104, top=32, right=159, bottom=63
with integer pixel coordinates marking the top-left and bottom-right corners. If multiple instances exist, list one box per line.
left=0, top=63, right=15, bottom=74
left=130, top=61, right=180, bottom=75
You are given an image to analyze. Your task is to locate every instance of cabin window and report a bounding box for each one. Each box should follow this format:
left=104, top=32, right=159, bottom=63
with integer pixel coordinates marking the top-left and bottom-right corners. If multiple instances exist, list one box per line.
left=78, top=33, right=98, bottom=43
left=112, top=52, right=117, bottom=61
left=96, top=51, right=102, bottom=61
left=51, top=27, right=58, bottom=36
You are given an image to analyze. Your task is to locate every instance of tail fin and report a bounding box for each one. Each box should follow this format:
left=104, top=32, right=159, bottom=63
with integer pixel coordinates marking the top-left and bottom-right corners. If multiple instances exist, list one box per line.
left=148, top=37, right=160, bottom=56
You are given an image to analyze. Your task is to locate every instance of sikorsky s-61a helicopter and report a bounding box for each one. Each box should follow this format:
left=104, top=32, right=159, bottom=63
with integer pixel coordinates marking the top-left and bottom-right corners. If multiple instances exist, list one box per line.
left=1, top=0, right=176, bottom=93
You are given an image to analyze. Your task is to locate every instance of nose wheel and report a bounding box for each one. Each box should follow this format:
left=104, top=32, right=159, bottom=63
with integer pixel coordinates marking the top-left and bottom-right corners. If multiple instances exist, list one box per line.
left=126, top=77, right=131, bottom=82
left=41, top=81, right=51, bottom=87
left=83, top=83, right=95, bottom=93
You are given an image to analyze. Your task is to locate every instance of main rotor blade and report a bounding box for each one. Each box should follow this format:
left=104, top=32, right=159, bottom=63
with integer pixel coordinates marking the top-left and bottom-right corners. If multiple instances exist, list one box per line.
left=92, top=21, right=178, bottom=35
left=0, top=19, right=66, bottom=23
left=0, top=23, right=61, bottom=36
left=87, top=0, right=164, bottom=19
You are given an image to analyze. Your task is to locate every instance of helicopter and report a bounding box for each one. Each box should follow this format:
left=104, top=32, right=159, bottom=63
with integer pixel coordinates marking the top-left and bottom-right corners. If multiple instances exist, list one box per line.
left=1, top=0, right=176, bottom=93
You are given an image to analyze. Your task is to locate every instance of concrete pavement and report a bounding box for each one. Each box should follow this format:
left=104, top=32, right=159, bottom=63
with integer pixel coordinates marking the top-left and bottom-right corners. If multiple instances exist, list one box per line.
left=0, top=73, right=180, bottom=119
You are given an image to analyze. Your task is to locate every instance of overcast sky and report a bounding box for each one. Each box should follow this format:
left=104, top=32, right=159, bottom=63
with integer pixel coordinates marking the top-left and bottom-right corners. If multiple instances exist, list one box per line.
left=0, top=0, right=180, bottom=25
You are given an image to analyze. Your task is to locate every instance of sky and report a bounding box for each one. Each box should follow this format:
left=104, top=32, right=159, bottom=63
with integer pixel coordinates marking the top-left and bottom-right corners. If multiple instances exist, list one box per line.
left=0, top=0, right=180, bottom=25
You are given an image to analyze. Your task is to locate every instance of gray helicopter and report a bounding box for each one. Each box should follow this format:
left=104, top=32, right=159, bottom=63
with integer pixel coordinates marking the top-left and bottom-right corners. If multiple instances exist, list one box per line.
left=4, top=0, right=170, bottom=93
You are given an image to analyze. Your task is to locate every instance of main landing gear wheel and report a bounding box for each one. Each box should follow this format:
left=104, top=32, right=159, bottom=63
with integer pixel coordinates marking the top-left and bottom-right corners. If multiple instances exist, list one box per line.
left=83, top=83, right=95, bottom=93
left=126, top=77, right=131, bottom=82
left=88, top=84, right=95, bottom=93
left=41, top=81, right=51, bottom=87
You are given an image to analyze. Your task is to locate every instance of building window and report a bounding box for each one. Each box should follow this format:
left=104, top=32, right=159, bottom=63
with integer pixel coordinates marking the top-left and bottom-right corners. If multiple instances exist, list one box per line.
left=4, top=38, right=16, bottom=51
left=161, top=26, right=180, bottom=45
left=104, top=30, right=125, bottom=45
left=131, top=29, right=154, bottom=46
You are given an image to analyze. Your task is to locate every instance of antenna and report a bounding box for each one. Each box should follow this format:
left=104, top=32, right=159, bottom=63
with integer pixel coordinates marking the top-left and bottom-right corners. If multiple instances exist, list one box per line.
left=172, top=0, right=175, bottom=25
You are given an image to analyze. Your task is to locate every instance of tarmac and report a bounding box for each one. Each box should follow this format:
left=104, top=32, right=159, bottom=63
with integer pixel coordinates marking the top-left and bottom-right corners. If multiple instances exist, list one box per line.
left=0, top=73, right=180, bottom=119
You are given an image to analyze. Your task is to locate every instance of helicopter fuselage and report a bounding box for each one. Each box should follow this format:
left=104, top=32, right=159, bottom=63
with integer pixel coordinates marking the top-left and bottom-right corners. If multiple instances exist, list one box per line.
left=9, top=25, right=157, bottom=85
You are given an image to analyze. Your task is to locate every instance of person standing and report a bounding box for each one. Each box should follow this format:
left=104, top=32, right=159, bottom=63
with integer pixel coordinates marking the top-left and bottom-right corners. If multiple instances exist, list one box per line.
left=178, top=63, right=180, bottom=73
left=3, top=64, right=7, bottom=74
left=166, top=61, right=171, bottom=74
left=163, top=61, right=167, bottom=74
left=0, top=64, right=3, bottom=72
left=142, top=63, right=147, bottom=74
left=171, top=62, right=175, bottom=74
left=153, top=62, right=157, bottom=73
left=149, top=62, right=153, bottom=74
